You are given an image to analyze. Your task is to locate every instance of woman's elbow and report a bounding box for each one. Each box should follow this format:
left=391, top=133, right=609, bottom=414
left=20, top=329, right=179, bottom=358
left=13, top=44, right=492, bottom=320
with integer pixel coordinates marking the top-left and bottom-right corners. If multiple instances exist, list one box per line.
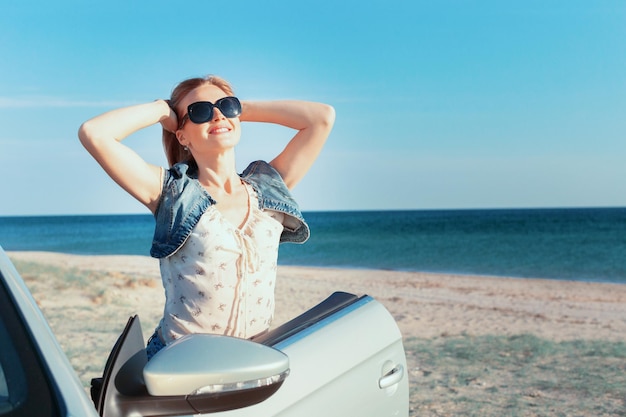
left=77, top=122, right=91, bottom=145
left=321, top=104, right=336, bottom=126
left=77, top=120, right=101, bottom=149
left=316, top=103, right=336, bottom=133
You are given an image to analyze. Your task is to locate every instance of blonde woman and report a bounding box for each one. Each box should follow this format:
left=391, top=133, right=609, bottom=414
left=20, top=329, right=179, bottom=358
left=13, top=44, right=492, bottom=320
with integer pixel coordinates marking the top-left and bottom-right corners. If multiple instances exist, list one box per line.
left=79, top=75, right=335, bottom=358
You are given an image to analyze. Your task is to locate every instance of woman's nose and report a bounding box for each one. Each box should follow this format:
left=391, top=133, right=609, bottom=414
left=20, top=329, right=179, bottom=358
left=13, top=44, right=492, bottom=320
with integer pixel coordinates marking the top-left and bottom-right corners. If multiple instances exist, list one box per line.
left=212, top=106, right=226, bottom=120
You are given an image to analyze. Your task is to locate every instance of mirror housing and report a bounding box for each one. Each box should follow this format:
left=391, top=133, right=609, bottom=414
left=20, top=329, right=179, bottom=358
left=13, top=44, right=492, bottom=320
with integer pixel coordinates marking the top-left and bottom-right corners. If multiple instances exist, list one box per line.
left=143, top=334, right=289, bottom=397
left=95, top=317, right=289, bottom=417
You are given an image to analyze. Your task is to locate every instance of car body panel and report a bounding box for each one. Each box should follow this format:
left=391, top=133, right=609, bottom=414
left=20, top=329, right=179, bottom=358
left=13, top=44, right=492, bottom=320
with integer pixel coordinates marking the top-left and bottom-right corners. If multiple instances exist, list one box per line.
left=209, top=296, right=408, bottom=416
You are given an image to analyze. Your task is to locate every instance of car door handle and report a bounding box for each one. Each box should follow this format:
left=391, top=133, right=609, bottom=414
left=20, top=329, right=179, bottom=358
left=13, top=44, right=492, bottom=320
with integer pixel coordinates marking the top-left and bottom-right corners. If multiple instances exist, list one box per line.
left=378, top=364, right=404, bottom=389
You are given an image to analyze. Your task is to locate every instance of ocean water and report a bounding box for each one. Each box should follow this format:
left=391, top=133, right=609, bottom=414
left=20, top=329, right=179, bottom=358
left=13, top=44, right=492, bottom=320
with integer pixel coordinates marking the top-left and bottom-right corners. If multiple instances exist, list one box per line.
left=1, top=208, right=625, bottom=284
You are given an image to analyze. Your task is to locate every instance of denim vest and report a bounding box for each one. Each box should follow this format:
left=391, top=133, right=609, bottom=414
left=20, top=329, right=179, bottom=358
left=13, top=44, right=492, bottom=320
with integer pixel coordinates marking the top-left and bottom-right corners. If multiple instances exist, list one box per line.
left=150, top=160, right=309, bottom=258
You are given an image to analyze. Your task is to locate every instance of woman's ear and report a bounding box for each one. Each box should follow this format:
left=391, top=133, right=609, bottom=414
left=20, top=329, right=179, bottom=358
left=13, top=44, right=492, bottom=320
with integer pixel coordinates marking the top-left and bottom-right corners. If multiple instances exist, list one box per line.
left=175, top=130, right=187, bottom=147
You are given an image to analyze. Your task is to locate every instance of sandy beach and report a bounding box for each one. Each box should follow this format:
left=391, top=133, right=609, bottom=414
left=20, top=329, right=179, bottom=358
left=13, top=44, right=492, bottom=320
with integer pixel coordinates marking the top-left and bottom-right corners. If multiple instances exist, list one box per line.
left=10, top=250, right=626, bottom=341
left=7, top=251, right=626, bottom=415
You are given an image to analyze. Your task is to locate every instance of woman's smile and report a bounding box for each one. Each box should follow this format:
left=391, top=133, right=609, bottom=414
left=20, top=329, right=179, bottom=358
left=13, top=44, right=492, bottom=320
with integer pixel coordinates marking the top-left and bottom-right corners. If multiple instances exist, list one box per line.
left=209, top=125, right=232, bottom=134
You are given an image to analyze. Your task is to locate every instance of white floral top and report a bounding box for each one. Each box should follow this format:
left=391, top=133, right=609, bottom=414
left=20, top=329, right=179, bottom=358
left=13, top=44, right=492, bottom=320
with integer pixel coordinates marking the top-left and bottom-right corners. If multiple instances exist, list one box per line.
left=158, top=183, right=284, bottom=344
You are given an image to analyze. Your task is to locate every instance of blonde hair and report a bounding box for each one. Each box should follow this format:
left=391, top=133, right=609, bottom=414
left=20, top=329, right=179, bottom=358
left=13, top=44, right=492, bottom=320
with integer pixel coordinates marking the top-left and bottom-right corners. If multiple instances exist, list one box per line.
left=162, top=75, right=235, bottom=167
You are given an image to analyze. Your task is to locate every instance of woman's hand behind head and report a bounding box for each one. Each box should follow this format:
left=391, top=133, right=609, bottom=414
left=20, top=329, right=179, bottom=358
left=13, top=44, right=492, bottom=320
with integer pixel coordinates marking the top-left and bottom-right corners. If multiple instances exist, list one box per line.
left=159, top=100, right=179, bottom=134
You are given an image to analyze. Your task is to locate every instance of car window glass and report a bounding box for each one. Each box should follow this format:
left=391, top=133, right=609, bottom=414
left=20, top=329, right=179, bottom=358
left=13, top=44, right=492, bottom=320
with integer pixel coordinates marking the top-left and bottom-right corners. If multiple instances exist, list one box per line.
left=0, top=271, right=60, bottom=417
left=0, top=364, right=9, bottom=411
left=0, top=362, right=6, bottom=393
left=0, top=365, right=6, bottom=397
left=0, top=310, right=27, bottom=415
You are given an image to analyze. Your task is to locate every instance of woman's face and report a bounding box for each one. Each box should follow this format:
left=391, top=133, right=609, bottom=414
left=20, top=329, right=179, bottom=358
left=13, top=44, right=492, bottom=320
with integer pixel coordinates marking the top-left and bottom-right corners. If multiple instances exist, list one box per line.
left=176, top=83, right=242, bottom=155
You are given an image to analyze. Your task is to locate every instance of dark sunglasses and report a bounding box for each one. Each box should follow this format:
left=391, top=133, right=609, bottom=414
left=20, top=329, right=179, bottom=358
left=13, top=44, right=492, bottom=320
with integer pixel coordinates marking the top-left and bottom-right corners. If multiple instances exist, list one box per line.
left=179, top=96, right=242, bottom=129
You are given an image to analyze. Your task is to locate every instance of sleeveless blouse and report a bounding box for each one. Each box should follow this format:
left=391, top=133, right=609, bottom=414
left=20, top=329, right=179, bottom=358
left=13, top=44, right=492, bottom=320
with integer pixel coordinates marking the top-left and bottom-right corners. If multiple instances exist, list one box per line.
left=157, top=183, right=284, bottom=344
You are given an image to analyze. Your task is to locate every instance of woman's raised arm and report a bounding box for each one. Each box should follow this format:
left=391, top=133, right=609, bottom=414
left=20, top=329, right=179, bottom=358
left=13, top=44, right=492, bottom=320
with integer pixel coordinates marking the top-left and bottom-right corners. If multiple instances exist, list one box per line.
left=78, top=99, right=176, bottom=213
left=240, top=100, right=335, bottom=189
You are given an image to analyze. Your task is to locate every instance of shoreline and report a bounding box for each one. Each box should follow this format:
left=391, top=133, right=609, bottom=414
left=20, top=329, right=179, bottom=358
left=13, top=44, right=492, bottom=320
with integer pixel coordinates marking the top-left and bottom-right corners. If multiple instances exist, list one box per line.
left=7, top=249, right=626, bottom=286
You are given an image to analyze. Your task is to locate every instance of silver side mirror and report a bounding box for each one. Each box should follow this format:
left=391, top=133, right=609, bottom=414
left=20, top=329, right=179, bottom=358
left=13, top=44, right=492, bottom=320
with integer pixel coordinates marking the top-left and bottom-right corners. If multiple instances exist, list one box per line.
left=143, top=334, right=290, bottom=397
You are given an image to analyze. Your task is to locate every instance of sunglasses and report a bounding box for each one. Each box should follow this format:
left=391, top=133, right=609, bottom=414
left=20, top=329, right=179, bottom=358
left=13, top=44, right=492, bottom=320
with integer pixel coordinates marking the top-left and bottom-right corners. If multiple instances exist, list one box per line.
left=178, top=96, right=242, bottom=129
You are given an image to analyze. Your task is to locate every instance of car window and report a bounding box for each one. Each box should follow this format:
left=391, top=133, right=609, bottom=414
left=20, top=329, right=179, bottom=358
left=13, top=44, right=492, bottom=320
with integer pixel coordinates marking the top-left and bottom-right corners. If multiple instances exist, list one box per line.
left=0, top=296, right=28, bottom=415
left=0, top=363, right=11, bottom=413
left=0, top=272, right=61, bottom=417
left=0, top=364, right=7, bottom=399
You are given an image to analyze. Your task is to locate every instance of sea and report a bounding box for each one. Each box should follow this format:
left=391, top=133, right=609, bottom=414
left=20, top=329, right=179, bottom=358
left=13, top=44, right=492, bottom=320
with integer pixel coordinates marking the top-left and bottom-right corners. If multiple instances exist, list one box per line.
left=1, top=207, right=625, bottom=284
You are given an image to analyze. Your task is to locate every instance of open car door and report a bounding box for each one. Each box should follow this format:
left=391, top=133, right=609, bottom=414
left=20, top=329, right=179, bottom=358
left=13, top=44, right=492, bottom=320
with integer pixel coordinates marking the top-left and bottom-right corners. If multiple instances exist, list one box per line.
left=94, top=292, right=408, bottom=417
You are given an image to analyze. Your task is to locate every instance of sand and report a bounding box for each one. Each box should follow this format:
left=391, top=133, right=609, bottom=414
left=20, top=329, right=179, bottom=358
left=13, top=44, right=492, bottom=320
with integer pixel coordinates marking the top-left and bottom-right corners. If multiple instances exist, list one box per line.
left=10, top=250, right=626, bottom=341
left=6, top=251, right=626, bottom=414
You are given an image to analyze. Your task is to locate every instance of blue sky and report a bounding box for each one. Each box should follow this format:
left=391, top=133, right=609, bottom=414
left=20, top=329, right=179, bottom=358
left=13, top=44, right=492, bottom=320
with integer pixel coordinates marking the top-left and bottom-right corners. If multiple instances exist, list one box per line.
left=1, top=0, right=624, bottom=215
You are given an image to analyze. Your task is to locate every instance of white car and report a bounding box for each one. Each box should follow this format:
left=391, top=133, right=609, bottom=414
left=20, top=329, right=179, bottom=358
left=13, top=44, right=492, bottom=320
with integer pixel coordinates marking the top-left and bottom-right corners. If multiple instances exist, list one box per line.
left=0, top=247, right=408, bottom=417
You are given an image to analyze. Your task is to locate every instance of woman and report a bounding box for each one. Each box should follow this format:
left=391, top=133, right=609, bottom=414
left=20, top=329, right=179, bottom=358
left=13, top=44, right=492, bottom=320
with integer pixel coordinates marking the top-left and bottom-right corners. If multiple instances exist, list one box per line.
left=79, top=75, right=335, bottom=358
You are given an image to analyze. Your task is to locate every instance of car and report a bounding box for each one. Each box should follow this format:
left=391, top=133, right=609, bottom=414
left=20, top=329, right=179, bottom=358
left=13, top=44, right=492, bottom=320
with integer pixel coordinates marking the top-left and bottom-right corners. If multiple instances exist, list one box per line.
left=0, top=246, right=409, bottom=416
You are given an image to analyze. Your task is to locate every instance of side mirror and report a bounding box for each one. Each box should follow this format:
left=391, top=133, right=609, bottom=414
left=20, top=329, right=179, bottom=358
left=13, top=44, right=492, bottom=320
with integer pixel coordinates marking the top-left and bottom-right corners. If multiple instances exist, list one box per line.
left=143, top=334, right=289, bottom=397
left=97, top=318, right=290, bottom=417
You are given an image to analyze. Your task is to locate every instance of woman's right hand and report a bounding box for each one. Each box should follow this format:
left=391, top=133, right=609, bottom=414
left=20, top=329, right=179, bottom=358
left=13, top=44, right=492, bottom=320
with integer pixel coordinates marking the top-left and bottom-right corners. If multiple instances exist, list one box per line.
left=158, top=100, right=179, bottom=134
